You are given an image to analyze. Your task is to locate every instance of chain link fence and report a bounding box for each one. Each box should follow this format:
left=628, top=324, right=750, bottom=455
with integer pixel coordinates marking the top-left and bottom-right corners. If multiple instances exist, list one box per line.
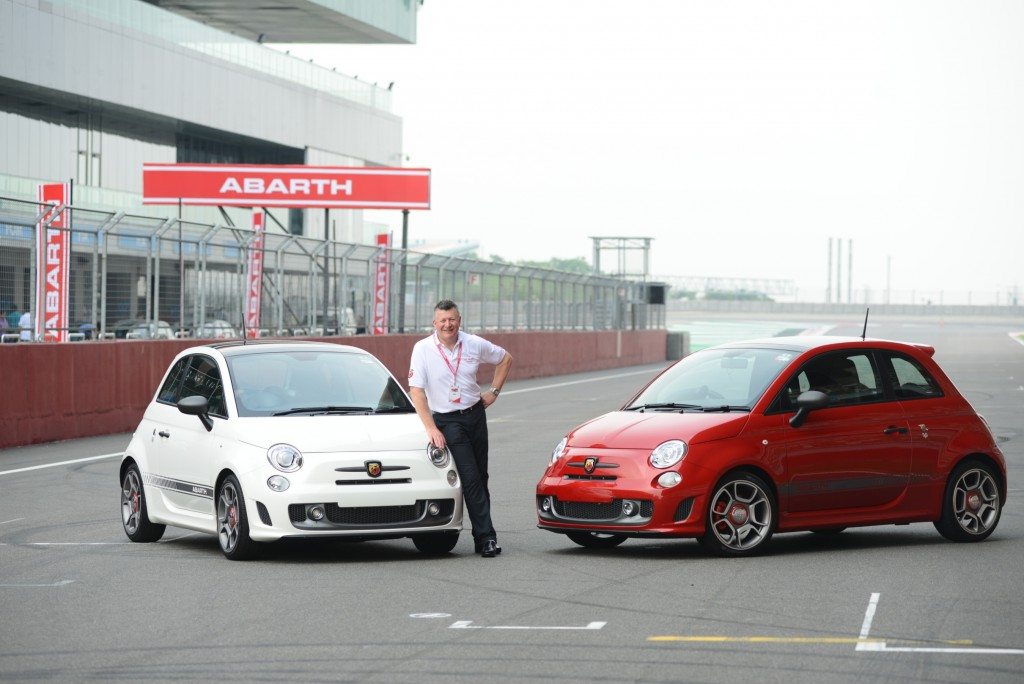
left=0, top=195, right=664, bottom=341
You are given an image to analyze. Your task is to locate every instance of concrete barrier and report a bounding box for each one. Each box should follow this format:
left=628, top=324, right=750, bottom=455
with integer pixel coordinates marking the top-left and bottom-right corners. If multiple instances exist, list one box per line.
left=0, top=329, right=666, bottom=449
left=666, top=331, right=690, bottom=360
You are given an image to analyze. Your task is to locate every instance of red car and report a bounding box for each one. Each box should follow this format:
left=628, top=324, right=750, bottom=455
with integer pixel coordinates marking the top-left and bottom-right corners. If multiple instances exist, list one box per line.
left=536, top=337, right=1006, bottom=556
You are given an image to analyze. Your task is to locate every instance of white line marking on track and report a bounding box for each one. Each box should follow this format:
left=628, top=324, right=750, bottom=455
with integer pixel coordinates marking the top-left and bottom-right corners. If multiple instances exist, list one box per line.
left=449, top=620, right=606, bottom=630
left=501, top=369, right=658, bottom=396
left=857, top=592, right=880, bottom=642
left=0, top=518, right=26, bottom=525
left=855, top=592, right=1023, bottom=655
left=0, top=542, right=131, bottom=546
left=1007, top=332, right=1024, bottom=347
left=0, top=579, right=76, bottom=588
left=0, top=452, right=122, bottom=477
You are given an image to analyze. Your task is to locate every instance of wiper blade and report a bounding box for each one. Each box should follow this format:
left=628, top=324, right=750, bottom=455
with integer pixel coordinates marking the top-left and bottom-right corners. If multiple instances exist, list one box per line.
left=624, top=402, right=704, bottom=412
left=700, top=405, right=751, bottom=412
left=372, top=406, right=417, bottom=414
left=272, top=406, right=374, bottom=416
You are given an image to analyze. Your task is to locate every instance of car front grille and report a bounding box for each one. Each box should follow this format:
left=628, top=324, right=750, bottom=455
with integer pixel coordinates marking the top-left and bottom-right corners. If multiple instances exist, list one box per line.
left=551, top=499, right=654, bottom=521
left=287, top=499, right=456, bottom=530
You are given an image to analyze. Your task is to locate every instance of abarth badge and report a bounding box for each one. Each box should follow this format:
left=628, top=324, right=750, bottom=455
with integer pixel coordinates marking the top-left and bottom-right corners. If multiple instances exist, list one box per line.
left=584, top=457, right=597, bottom=474
left=366, top=461, right=383, bottom=478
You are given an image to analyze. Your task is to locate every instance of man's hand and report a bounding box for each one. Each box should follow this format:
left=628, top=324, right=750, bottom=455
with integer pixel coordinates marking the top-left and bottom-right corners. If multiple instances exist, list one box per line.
left=481, top=391, right=497, bottom=408
left=427, top=425, right=446, bottom=449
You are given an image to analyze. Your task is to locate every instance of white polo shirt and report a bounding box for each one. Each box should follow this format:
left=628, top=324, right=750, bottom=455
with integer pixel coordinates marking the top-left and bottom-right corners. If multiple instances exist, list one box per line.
left=408, top=330, right=506, bottom=413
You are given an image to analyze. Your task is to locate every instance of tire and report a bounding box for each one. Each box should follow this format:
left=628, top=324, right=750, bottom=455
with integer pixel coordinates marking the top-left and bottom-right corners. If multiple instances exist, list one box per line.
left=934, top=459, right=1002, bottom=543
left=699, top=470, right=776, bottom=556
left=217, top=475, right=260, bottom=560
left=565, top=531, right=628, bottom=549
left=412, top=532, right=460, bottom=555
left=120, top=463, right=165, bottom=542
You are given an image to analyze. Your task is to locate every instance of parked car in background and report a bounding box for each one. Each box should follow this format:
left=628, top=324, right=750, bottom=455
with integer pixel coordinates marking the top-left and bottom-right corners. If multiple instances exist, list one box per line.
left=125, top=320, right=175, bottom=339
left=537, top=336, right=1006, bottom=556
left=193, top=319, right=239, bottom=339
left=119, top=341, right=463, bottom=559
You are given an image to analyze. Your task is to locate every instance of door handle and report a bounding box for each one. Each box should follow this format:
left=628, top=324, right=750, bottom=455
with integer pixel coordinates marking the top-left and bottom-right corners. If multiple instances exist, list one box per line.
left=882, top=426, right=909, bottom=435
left=158, top=430, right=170, bottom=438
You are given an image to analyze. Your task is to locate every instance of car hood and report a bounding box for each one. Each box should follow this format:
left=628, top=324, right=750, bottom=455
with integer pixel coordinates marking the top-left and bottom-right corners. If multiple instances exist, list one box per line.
left=236, top=413, right=426, bottom=452
left=568, top=410, right=749, bottom=449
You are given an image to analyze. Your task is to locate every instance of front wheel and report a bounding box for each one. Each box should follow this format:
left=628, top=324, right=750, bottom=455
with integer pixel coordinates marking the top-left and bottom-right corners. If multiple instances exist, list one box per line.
left=565, top=531, right=627, bottom=549
left=699, top=471, right=776, bottom=556
left=217, top=475, right=260, bottom=560
left=412, top=532, right=459, bottom=555
left=934, top=460, right=1002, bottom=542
left=121, top=463, right=165, bottom=542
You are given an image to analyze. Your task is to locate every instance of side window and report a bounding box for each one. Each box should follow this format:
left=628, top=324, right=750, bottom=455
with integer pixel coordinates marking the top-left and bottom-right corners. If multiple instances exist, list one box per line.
left=780, top=351, right=885, bottom=410
left=180, top=355, right=227, bottom=418
left=157, top=357, right=190, bottom=404
left=887, top=354, right=943, bottom=400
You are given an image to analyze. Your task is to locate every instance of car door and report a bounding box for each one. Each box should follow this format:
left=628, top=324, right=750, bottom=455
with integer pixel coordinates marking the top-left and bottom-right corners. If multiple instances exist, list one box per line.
left=149, top=354, right=227, bottom=514
left=774, top=350, right=913, bottom=513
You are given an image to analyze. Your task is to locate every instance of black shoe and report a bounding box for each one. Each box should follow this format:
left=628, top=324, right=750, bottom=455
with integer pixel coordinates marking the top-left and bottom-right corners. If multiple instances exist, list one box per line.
left=481, top=539, right=501, bottom=558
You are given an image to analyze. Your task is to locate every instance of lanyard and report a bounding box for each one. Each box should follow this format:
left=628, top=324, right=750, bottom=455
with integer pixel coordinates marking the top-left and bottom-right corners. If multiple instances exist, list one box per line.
left=436, top=339, right=463, bottom=386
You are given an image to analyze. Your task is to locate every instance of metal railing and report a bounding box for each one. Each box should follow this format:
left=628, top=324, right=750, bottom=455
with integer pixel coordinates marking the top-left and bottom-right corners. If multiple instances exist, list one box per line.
left=0, top=196, right=663, bottom=340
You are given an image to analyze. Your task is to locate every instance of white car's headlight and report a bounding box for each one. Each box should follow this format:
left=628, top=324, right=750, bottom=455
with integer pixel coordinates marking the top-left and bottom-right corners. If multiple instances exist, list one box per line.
left=267, top=443, right=303, bottom=472
left=427, top=443, right=450, bottom=468
left=551, top=437, right=568, bottom=464
left=649, top=440, right=687, bottom=469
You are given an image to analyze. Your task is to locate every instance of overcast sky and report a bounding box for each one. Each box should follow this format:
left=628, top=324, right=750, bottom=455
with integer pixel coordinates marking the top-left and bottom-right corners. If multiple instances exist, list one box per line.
left=280, top=1, right=1023, bottom=302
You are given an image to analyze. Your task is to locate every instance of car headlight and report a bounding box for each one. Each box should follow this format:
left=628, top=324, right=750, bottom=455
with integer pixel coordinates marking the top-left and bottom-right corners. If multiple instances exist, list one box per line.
left=427, top=443, right=450, bottom=468
left=649, top=440, right=687, bottom=469
left=551, top=437, right=568, bottom=464
left=267, top=443, right=303, bottom=472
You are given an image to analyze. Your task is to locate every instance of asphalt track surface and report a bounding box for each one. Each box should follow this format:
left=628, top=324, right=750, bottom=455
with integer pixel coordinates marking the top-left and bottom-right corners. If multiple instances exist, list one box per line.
left=1, top=316, right=1022, bottom=682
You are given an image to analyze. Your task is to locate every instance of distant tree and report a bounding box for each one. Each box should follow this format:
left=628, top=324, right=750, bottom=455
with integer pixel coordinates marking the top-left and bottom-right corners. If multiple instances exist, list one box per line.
left=704, top=289, right=773, bottom=302
left=490, top=255, right=592, bottom=274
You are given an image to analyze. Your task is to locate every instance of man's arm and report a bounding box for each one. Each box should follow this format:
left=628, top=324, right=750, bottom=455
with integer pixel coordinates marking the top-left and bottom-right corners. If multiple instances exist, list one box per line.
left=410, top=387, right=445, bottom=448
left=482, top=352, right=512, bottom=408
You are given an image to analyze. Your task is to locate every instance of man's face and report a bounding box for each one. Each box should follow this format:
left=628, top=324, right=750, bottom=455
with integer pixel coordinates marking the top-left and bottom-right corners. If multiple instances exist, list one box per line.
left=433, top=308, right=460, bottom=344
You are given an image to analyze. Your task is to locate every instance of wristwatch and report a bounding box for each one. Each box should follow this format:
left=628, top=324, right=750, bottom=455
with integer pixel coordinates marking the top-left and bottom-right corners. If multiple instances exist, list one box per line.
left=489, top=386, right=501, bottom=396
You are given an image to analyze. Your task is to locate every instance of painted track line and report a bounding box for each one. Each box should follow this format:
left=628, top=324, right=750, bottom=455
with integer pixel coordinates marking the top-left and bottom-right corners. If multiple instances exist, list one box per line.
left=0, top=452, right=122, bottom=477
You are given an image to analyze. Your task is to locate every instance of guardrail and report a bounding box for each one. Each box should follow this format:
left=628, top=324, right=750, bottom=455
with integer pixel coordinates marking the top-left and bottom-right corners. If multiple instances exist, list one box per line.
left=0, top=195, right=664, bottom=341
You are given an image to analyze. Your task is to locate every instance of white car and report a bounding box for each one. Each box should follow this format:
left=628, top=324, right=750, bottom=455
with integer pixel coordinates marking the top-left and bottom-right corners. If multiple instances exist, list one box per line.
left=119, top=341, right=463, bottom=559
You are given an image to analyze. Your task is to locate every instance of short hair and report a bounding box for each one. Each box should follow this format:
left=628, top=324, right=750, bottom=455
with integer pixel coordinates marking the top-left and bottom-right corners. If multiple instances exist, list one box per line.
left=435, top=299, right=458, bottom=312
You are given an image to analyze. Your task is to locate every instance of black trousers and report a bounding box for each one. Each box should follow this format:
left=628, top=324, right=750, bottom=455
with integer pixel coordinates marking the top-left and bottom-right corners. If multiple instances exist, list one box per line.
left=433, top=402, right=496, bottom=545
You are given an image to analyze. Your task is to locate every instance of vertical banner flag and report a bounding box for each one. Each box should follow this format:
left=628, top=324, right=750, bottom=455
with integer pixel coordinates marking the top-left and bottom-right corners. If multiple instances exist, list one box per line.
left=35, top=182, right=71, bottom=343
left=372, top=232, right=391, bottom=335
left=244, top=209, right=265, bottom=338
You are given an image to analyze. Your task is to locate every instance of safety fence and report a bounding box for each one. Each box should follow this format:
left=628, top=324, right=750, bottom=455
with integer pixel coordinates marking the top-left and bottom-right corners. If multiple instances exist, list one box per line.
left=0, top=195, right=664, bottom=341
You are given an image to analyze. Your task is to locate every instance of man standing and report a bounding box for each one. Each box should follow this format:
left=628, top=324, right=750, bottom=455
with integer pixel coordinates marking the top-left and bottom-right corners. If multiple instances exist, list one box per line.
left=408, top=300, right=512, bottom=558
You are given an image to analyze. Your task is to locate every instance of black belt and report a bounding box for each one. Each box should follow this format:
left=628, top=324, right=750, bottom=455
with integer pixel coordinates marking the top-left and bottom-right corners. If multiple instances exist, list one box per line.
left=433, top=400, right=482, bottom=416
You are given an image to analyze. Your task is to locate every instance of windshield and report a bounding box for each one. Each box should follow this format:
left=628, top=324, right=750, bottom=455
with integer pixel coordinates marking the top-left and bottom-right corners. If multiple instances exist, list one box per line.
left=227, top=350, right=413, bottom=417
left=627, top=347, right=796, bottom=411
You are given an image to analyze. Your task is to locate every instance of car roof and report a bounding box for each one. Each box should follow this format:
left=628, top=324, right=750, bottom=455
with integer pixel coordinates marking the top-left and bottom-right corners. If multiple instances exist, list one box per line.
left=714, top=335, right=935, bottom=356
left=188, top=340, right=371, bottom=358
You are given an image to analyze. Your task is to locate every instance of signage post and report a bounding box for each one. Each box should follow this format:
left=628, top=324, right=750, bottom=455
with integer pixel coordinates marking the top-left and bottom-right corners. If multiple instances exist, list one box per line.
left=35, top=182, right=71, bottom=342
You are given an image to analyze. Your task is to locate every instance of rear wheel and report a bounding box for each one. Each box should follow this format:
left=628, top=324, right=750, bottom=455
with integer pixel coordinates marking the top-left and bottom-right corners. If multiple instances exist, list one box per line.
left=934, top=460, right=1002, bottom=542
left=565, top=531, right=627, bottom=549
left=120, top=463, right=165, bottom=542
left=699, top=471, right=776, bottom=556
left=412, top=532, right=460, bottom=555
left=217, top=475, right=260, bottom=560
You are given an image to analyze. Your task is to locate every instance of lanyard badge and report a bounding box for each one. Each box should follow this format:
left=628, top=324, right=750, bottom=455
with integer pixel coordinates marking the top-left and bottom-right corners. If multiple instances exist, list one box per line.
left=436, top=340, right=463, bottom=404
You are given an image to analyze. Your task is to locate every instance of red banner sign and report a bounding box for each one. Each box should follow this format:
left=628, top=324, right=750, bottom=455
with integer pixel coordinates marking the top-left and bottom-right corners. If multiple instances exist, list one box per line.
left=244, top=209, right=265, bottom=338
left=36, top=182, right=70, bottom=343
left=142, top=163, right=430, bottom=209
left=372, top=233, right=391, bottom=335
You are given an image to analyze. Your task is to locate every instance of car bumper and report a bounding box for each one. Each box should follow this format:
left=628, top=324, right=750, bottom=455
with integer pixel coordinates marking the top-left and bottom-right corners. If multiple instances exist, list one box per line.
left=239, top=469, right=464, bottom=542
left=535, top=469, right=709, bottom=537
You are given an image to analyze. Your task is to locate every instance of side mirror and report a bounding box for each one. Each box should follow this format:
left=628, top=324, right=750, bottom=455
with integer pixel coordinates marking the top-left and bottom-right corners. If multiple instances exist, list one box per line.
left=178, top=395, right=213, bottom=432
left=789, top=390, right=829, bottom=428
